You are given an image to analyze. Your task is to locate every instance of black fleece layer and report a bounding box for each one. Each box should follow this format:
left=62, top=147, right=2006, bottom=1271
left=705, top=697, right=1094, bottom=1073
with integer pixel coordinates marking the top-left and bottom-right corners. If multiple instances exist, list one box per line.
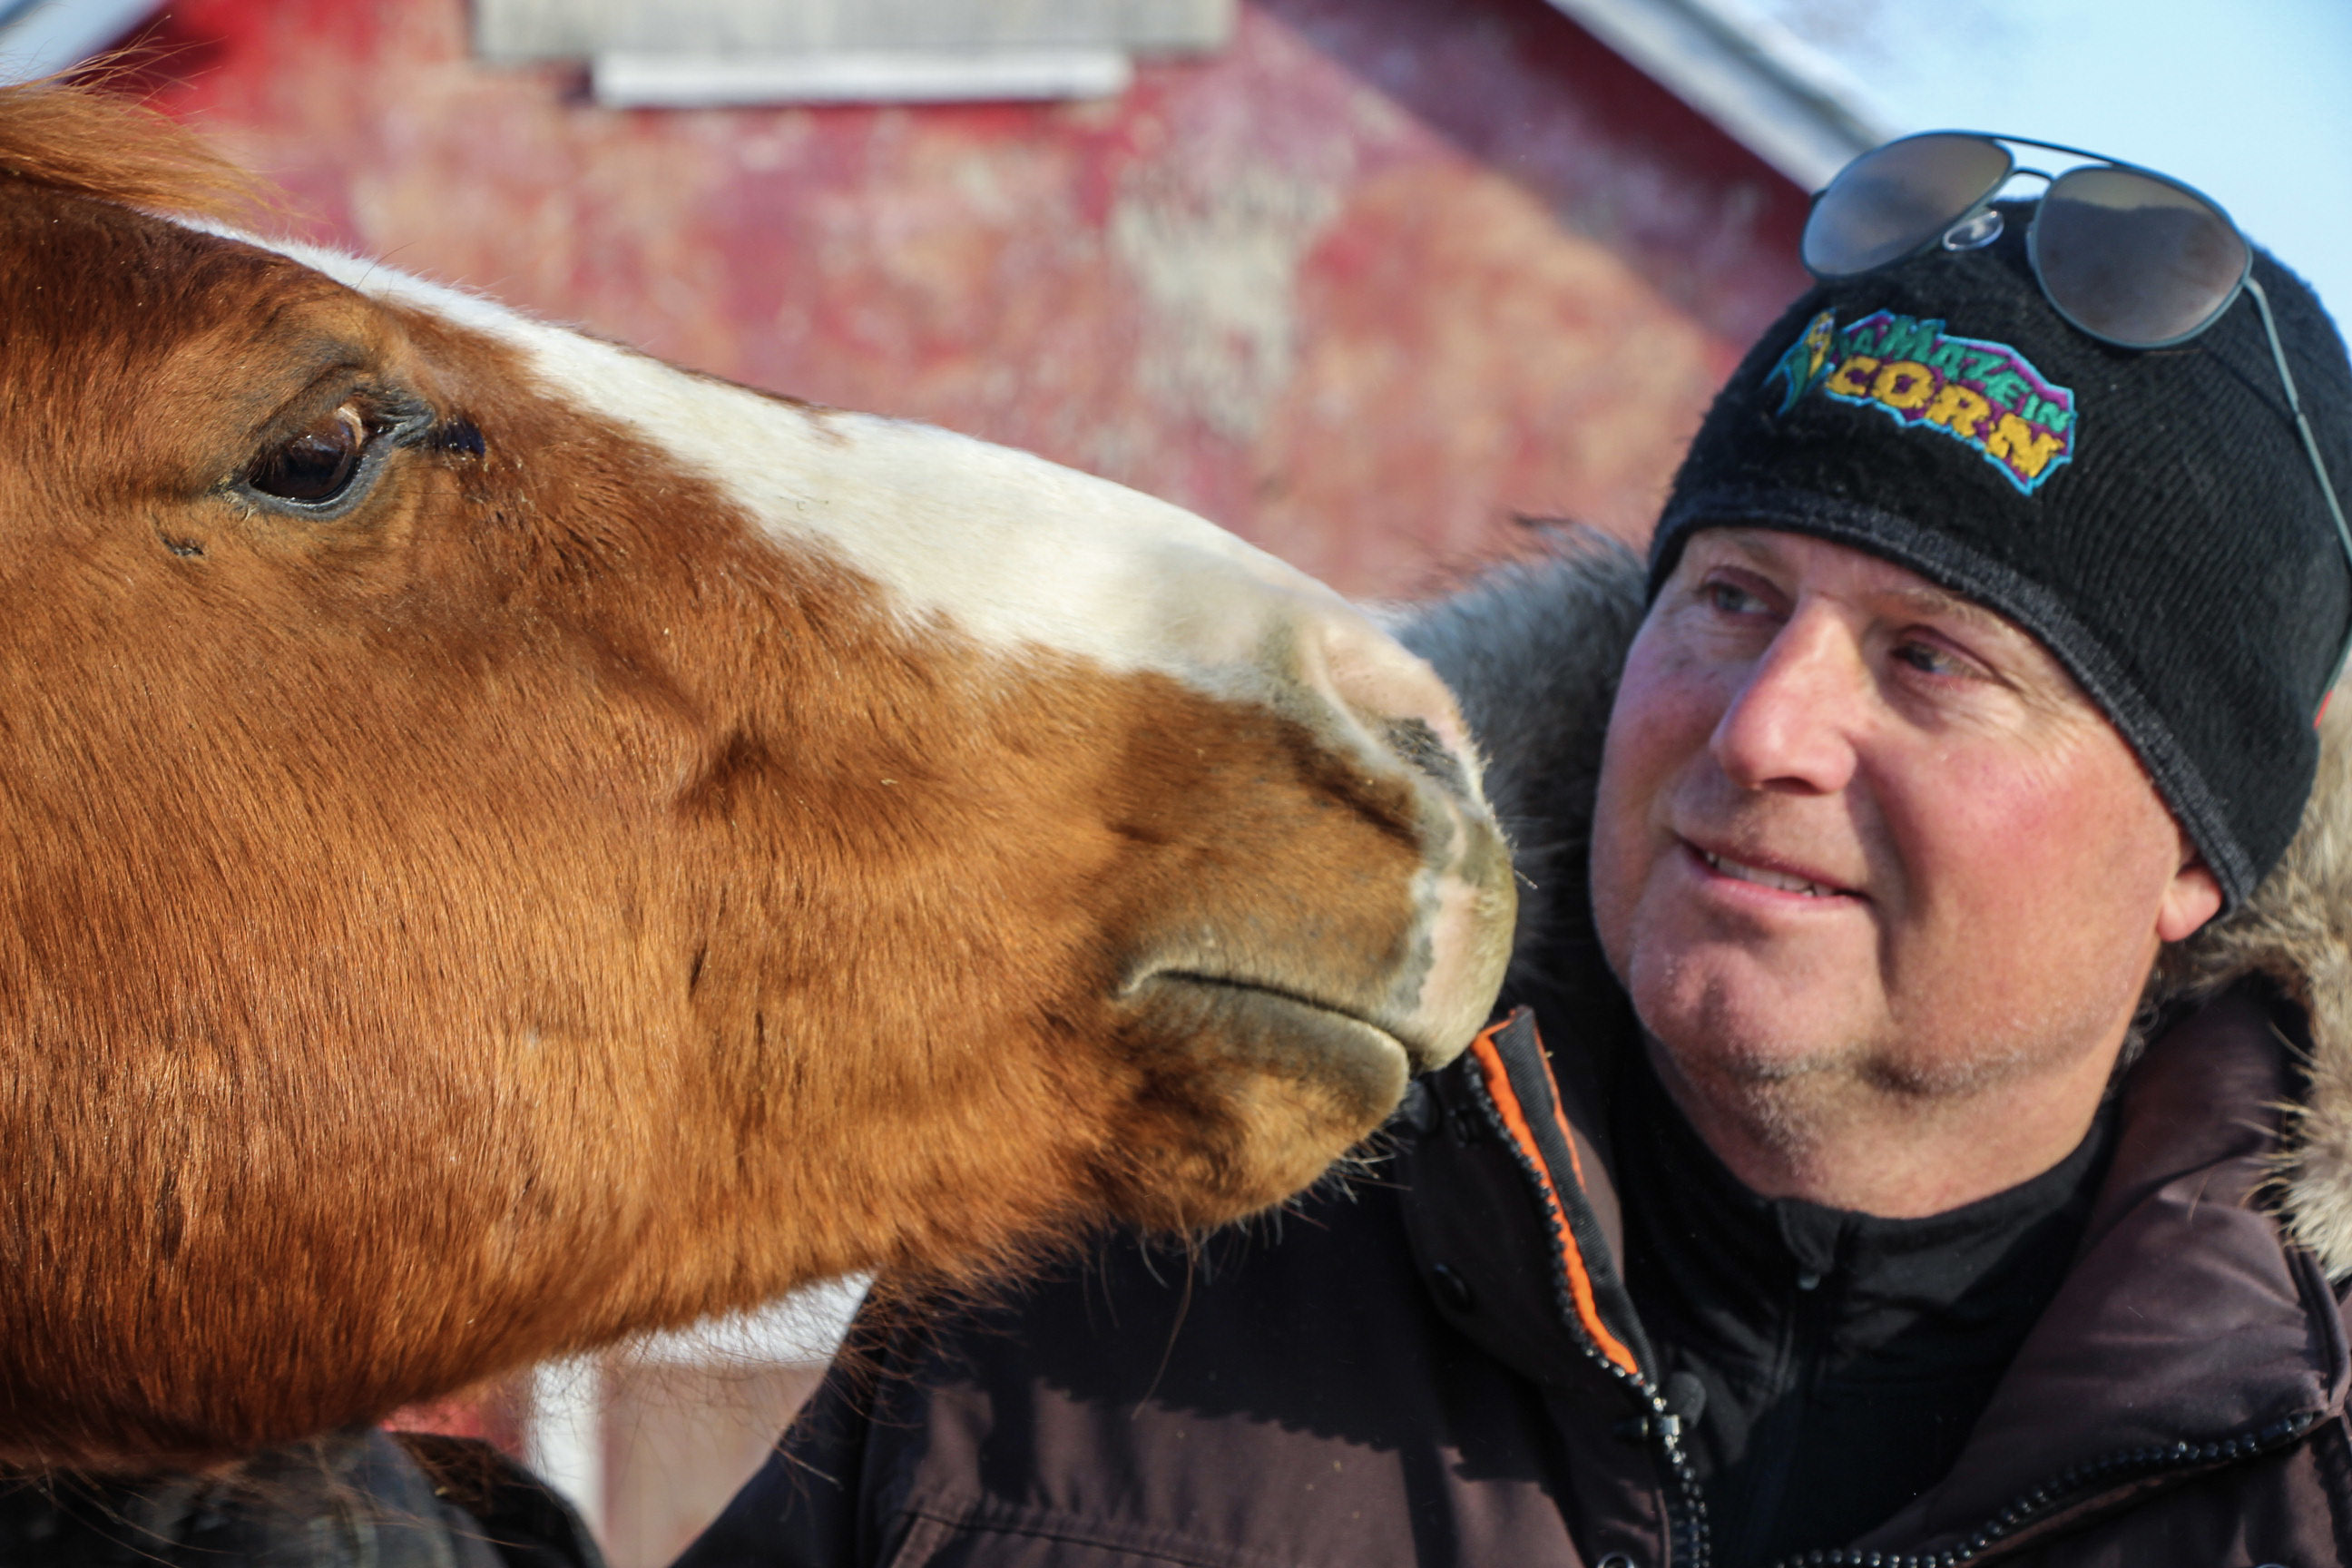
left=1613, top=1050, right=2116, bottom=1568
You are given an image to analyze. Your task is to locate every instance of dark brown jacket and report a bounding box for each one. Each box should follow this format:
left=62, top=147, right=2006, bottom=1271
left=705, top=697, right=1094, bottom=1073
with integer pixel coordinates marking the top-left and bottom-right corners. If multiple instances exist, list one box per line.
left=679, top=542, right=2352, bottom=1568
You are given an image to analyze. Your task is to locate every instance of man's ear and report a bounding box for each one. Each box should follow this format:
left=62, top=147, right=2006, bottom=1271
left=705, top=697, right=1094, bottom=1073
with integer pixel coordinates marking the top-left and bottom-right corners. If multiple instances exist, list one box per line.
left=2158, top=835, right=2224, bottom=945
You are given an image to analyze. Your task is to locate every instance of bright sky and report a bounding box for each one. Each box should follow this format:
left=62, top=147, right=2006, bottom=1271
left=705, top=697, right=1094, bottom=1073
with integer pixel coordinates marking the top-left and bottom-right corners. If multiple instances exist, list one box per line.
left=1752, top=0, right=2352, bottom=331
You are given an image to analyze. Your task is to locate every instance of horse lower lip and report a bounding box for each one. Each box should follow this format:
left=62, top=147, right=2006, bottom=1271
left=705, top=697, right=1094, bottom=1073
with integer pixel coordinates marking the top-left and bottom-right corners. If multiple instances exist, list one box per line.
left=1131, top=972, right=1422, bottom=1070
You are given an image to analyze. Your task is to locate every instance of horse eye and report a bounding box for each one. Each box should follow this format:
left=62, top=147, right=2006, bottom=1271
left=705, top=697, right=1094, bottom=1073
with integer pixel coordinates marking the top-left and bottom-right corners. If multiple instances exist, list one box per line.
left=248, top=405, right=368, bottom=505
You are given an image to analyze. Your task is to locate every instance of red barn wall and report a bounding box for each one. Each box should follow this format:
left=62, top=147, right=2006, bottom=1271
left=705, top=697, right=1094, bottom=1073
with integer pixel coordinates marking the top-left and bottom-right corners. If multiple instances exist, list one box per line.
left=129, top=0, right=1809, bottom=599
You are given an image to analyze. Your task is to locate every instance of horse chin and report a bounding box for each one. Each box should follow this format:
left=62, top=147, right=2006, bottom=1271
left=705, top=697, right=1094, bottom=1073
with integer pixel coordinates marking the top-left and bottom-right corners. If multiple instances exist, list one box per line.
left=1096, top=975, right=1416, bottom=1230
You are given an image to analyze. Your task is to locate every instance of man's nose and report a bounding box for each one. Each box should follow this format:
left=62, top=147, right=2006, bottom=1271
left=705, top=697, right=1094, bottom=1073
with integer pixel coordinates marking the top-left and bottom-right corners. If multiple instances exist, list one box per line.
left=1708, top=608, right=1865, bottom=794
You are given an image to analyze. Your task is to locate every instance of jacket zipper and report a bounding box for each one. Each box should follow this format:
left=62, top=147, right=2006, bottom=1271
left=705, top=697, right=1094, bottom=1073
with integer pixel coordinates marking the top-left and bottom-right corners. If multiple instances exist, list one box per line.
left=1647, top=1397, right=1711, bottom=1568
left=1758, top=1409, right=2319, bottom=1568
left=1465, top=1071, right=1715, bottom=1568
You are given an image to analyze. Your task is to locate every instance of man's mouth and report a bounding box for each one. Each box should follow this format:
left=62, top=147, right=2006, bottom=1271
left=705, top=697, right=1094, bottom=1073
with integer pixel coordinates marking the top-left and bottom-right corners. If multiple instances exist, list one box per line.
left=1697, top=848, right=1840, bottom=898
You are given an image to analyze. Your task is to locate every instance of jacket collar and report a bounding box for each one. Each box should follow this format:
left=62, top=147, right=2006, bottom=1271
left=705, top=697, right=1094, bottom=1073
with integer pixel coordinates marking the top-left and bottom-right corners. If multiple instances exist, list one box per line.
left=1860, top=982, right=2349, bottom=1556
left=1404, top=985, right=2347, bottom=1562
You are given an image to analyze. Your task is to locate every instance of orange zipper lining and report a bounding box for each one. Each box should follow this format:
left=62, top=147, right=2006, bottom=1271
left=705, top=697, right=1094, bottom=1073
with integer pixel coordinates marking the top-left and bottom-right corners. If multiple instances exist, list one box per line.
left=1468, top=1018, right=1643, bottom=1379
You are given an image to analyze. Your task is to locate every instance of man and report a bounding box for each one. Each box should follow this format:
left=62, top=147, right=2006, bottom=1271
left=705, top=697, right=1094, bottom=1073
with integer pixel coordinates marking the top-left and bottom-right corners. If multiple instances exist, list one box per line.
left=681, top=139, right=2352, bottom=1567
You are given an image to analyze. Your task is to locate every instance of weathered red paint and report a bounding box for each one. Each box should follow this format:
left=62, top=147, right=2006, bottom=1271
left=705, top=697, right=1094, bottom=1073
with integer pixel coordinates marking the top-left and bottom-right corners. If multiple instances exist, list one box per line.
left=119, top=0, right=1808, bottom=597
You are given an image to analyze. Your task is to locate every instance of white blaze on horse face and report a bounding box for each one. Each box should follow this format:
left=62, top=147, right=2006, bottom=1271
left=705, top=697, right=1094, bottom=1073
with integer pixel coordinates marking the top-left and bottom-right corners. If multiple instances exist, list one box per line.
left=257, top=238, right=1472, bottom=748
left=230, top=233, right=1510, bottom=1064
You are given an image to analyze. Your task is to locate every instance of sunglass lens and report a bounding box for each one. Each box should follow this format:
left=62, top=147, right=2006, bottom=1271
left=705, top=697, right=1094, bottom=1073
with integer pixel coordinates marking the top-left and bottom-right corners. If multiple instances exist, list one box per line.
left=2034, top=167, right=2249, bottom=347
left=1803, top=133, right=2014, bottom=277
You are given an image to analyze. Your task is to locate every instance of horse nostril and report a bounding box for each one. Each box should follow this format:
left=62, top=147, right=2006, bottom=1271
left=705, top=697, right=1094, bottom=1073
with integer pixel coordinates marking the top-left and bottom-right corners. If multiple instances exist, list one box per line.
left=1384, top=717, right=1469, bottom=800
left=1300, top=610, right=1483, bottom=811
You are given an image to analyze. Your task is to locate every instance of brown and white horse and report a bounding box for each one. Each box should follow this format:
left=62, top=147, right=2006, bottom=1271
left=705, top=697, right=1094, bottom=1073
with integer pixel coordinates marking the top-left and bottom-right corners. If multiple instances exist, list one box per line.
left=0, top=85, right=1513, bottom=1470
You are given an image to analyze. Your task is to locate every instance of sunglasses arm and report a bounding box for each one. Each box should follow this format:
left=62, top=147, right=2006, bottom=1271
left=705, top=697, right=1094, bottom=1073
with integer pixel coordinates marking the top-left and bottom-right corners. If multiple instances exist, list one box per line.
left=2246, top=277, right=2352, bottom=705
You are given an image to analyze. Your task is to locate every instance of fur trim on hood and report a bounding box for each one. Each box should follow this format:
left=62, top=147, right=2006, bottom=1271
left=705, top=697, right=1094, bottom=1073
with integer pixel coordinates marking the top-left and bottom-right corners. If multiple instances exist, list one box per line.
left=1398, top=531, right=2352, bottom=1279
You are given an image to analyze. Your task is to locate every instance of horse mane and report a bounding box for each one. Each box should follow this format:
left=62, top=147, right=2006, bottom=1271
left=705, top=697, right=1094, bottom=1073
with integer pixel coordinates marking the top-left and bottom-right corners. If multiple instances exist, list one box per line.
left=0, top=78, right=267, bottom=226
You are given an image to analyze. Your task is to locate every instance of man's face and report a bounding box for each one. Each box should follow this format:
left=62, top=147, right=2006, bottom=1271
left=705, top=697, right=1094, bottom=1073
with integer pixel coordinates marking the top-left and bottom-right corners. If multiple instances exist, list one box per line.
left=1591, top=529, right=2221, bottom=1111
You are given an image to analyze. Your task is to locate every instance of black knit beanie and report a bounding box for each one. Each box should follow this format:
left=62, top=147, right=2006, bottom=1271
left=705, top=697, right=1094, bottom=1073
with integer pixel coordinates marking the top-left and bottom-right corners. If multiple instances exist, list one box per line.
left=1652, top=203, right=2352, bottom=909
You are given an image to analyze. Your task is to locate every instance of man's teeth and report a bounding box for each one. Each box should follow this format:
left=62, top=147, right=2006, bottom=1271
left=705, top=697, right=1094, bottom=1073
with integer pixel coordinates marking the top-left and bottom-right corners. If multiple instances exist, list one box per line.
left=1702, top=850, right=1831, bottom=897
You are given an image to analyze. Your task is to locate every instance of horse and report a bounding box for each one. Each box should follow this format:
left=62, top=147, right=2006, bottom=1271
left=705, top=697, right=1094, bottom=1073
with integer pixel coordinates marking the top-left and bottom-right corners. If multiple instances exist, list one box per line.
left=0, top=83, right=1514, bottom=1472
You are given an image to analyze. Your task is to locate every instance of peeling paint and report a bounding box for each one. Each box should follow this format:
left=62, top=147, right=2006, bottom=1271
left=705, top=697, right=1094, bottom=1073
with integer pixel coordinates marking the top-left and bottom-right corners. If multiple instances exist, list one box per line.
left=1112, top=161, right=1337, bottom=440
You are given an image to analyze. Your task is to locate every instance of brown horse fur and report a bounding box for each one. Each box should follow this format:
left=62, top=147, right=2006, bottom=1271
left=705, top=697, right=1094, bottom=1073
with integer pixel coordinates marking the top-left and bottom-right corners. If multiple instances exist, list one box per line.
left=0, top=85, right=1514, bottom=1468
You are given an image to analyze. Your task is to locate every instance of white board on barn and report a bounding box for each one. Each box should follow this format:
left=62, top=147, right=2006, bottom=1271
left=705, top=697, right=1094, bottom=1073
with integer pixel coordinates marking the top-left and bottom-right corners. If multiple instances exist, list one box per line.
left=476, top=0, right=1233, bottom=62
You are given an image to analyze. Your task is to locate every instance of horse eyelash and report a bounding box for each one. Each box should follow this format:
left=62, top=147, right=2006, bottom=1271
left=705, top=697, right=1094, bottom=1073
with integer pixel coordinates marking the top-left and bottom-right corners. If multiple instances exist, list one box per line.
left=421, top=416, right=485, bottom=458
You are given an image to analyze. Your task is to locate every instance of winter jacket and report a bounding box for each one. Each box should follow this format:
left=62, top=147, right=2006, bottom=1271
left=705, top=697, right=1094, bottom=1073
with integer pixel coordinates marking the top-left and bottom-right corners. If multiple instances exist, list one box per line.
left=675, top=539, right=2352, bottom=1568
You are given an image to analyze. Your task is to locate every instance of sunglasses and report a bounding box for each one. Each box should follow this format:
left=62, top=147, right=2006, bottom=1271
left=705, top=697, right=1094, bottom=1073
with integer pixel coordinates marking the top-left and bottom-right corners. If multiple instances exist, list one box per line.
left=1803, top=131, right=2352, bottom=698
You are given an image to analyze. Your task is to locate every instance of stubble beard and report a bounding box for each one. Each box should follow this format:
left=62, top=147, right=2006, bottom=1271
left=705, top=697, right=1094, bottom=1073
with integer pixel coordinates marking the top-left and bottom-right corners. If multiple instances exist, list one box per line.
left=1644, top=977, right=2101, bottom=1172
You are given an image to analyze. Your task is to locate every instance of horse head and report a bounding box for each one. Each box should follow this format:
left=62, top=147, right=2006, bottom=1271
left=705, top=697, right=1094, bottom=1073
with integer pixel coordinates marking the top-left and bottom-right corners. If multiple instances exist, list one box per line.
left=0, top=85, right=1514, bottom=1467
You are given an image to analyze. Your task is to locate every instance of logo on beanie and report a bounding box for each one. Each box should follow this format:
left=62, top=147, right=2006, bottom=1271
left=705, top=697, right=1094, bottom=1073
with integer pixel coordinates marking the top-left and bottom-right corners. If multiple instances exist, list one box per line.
left=1764, top=309, right=2077, bottom=494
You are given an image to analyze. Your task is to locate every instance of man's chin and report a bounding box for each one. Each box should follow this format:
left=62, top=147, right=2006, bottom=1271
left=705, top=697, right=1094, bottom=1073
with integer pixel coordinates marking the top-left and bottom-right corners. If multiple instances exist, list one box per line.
left=1626, top=954, right=1877, bottom=1098
left=1647, top=1013, right=1863, bottom=1089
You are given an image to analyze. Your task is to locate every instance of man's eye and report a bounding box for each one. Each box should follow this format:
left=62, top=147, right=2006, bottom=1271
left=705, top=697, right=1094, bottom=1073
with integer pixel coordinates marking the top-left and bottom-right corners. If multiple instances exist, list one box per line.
left=1702, top=580, right=1769, bottom=620
left=1895, top=640, right=1965, bottom=678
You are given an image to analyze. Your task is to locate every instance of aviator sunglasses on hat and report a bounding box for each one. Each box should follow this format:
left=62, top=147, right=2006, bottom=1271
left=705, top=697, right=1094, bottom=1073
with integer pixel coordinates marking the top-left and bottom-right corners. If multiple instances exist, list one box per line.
left=1802, top=131, right=2352, bottom=698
